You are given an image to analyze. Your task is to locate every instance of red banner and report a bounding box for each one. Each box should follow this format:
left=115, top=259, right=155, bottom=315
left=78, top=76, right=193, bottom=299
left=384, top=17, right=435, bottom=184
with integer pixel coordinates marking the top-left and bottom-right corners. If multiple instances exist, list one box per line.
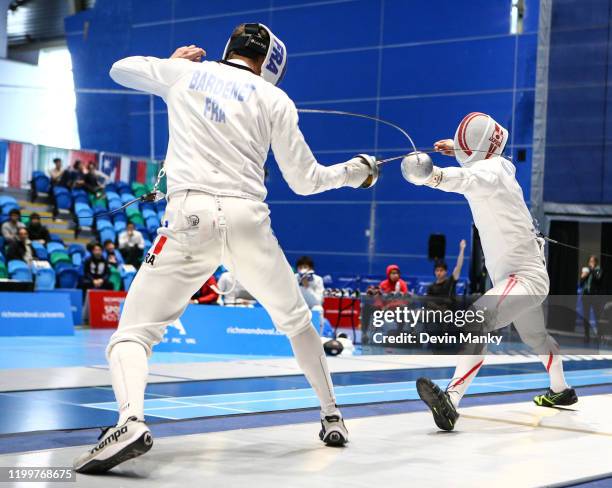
left=323, top=296, right=361, bottom=329
left=88, top=290, right=127, bottom=328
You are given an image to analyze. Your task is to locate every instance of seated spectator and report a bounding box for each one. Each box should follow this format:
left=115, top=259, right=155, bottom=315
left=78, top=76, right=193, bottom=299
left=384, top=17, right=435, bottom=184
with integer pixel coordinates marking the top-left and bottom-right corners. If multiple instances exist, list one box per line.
left=295, top=256, right=325, bottom=310
left=217, top=270, right=254, bottom=306
left=103, top=239, right=124, bottom=267
left=192, top=276, right=220, bottom=304
left=1, top=209, right=25, bottom=242
left=83, top=161, right=105, bottom=197
left=379, top=264, right=408, bottom=294
left=295, top=255, right=328, bottom=333
left=48, top=158, right=65, bottom=186
left=118, top=222, right=145, bottom=267
left=26, top=213, right=51, bottom=244
left=59, top=159, right=84, bottom=189
left=82, top=242, right=113, bottom=291
left=6, top=227, right=37, bottom=264
left=427, top=239, right=466, bottom=297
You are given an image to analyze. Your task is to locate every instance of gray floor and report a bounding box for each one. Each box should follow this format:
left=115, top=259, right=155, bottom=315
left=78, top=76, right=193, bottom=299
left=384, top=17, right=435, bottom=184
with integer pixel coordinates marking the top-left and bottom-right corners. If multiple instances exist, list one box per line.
left=2, top=393, right=611, bottom=488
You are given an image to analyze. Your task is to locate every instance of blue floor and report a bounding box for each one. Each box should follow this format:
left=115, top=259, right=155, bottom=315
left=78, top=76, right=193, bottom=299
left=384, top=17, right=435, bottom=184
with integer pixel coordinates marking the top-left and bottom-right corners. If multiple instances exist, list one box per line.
left=0, top=362, right=611, bottom=435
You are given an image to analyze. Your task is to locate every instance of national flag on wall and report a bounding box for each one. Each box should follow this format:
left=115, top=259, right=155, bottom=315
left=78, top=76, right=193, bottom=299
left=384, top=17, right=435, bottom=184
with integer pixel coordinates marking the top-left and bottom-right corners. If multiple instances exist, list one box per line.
left=129, top=160, right=147, bottom=184
left=0, top=141, right=8, bottom=185
left=100, top=153, right=121, bottom=181
left=8, top=142, right=37, bottom=189
left=37, top=146, right=70, bottom=173
left=119, top=156, right=130, bottom=182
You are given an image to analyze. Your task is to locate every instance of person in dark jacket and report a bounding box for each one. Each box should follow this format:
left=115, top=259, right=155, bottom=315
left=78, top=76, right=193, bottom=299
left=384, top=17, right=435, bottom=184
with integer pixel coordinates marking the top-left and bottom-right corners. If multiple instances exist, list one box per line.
left=5, top=227, right=37, bottom=264
left=26, top=213, right=51, bottom=244
left=580, top=255, right=604, bottom=340
left=82, top=242, right=113, bottom=291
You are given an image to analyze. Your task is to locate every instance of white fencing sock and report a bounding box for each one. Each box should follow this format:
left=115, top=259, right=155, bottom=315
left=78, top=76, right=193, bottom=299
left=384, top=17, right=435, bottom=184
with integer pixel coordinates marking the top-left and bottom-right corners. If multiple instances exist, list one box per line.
left=109, top=341, right=149, bottom=425
left=446, top=355, right=485, bottom=408
left=289, top=326, right=339, bottom=418
left=540, top=353, right=569, bottom=393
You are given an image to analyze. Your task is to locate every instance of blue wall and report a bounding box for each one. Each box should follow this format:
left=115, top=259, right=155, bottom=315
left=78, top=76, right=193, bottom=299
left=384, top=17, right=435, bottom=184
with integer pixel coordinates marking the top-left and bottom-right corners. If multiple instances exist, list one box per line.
left=543, top=0, right=612, bottom=204
left=65, top=0, right=539, bottom=278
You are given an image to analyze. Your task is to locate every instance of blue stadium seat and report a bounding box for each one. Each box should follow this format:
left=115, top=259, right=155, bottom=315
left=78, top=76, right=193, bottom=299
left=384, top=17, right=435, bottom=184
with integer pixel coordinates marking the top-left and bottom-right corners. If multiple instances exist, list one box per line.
left=31, top=241, right=48, bottom=261
left=49, top=234, right=64, bottom=245
left=105, top=182, right=118, bottom=193
left=34, top=266, right=56, bottom=290
left=56, top=267, right=79, bottom=288
left=116, top=182, right=131, bottom=194
left=141, top=207, right=156, bottom=220
left=68, top=244, right=86, bottom=256
left=53, top=186, right=72, bottom=210
left=145, top=216, right=159, bottom=234
left=96, top=218, right=113, bottom=231
left=99, top=228, right=116, bottom=244
left=120, top=193, right=136, bottom=204
left=0, top=196, right=17, bottom=207
left=114, top=220, right=127, bottom=233
left=121, top=266, right=136, bottom=290
left=46, top=241, right=65, bottom=254
left=32, top=171, right=50, bottom=193
left=8, top=260, right=32, bottom=281
left=75, top=204, right=94, bottom=227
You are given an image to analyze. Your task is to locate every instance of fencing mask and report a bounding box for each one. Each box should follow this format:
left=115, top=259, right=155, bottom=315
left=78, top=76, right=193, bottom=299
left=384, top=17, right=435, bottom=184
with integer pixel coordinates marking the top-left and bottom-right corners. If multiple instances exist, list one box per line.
left=222, top=23, right=287, bottom=86
left=453, top=112, right=509, bottom=167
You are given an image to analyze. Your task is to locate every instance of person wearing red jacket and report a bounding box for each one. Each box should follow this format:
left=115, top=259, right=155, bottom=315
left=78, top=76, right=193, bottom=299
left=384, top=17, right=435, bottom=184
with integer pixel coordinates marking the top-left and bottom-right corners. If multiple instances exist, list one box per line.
left=192, top=276, right=220, bottom=304
left=379, top=264, right=408, bottom=294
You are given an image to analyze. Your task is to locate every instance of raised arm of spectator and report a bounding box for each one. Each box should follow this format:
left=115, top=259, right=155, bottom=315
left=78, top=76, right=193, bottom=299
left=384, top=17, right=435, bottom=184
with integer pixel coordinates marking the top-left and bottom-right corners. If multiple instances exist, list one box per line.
left=452, top=239, right=466, bottom=281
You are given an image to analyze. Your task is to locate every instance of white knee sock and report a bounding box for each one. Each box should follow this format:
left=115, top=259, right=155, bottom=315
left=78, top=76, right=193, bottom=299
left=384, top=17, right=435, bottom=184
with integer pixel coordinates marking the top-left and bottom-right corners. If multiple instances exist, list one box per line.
left=539, top=353, right=569, bottom=392
left=109, top=341, right=149, bottom=425
left=289, top=326, right=339, bottom=418
left=446, top=355, right=485, bottom=408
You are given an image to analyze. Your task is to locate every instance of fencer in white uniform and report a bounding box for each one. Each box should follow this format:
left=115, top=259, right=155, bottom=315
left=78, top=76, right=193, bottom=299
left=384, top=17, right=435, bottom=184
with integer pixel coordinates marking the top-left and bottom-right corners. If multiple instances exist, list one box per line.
left=401, top=112, right=577, bottom=431
left=74, top=23, right=379, bottom=473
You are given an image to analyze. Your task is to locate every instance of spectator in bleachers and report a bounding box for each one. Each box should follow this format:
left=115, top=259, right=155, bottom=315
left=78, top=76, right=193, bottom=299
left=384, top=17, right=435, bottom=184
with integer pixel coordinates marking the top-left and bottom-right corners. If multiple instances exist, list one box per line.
left=6, top=227, right=37, bottom=264
left=427, top=239, right=466, bottom=297
left=1, top=209, right=25, bottom=242
left=84, top=161, right=105, bottom=198
left=60, top=159, right=84, bottom=189
left=192, top=276, right=220, bottom=304
left=296, top=256, right=326, bottom=333
left=379, top=264, right=409, bottom=294
left=26, top=213, right=51, bottom=244
left=296, top=256, right=325, bottom=309
left=82, top=242, right=113, bottom=291
left=118, top=222, right=145, bottom=267
left=49, top=158, right=65, bottom=186
left=103, top=239, right=124, bottom=267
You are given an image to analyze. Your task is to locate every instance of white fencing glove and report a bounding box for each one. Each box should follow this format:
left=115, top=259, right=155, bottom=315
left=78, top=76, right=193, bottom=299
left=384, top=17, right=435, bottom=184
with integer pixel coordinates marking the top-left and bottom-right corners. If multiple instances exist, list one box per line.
left=400, top=151, right=441, bottom=186
left=343, top=154, right=379, bottom=189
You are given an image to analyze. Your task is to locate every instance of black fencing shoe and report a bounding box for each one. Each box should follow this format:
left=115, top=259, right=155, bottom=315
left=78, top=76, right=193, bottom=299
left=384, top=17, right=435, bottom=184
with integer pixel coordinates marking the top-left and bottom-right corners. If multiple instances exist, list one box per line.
left=319, top=415, right=349, bottom=446
left=74, top=417, right=153, bottom=474
left=416, top=377, right=459, bottom=431
left=534, top=388, right=578, bottom=408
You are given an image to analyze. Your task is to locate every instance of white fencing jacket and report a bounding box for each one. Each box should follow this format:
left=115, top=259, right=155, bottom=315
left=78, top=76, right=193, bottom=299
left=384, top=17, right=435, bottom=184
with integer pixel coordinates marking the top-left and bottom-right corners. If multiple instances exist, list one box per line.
left=109, top=57, right=353, bottom=201
left=429, top=157, right=543, bottom=283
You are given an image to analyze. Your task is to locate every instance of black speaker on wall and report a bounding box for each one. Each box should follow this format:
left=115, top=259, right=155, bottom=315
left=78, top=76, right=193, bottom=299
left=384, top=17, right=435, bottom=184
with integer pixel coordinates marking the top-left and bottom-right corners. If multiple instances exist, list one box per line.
left=428, top=234, right=446, bottom=261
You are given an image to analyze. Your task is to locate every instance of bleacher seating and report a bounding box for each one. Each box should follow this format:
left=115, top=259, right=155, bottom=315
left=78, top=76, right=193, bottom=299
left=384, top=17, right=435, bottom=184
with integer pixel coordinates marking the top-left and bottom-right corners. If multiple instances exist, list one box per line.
left=56, top=267, right=79, bottom=288
left=32, top=262, right=56, bottom=290
left=8, top=260, right=32, bottom=281
left=31, top=171, right=50, bottom=194
left=53, top=186, right=72, bottom=210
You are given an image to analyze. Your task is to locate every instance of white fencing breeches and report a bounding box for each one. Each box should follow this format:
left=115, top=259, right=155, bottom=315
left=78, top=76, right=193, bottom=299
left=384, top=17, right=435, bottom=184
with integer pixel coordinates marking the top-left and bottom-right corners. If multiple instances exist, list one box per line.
left=447, top=262, right=568, bottom=406
left=107, top=191, right=315, bottom=357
